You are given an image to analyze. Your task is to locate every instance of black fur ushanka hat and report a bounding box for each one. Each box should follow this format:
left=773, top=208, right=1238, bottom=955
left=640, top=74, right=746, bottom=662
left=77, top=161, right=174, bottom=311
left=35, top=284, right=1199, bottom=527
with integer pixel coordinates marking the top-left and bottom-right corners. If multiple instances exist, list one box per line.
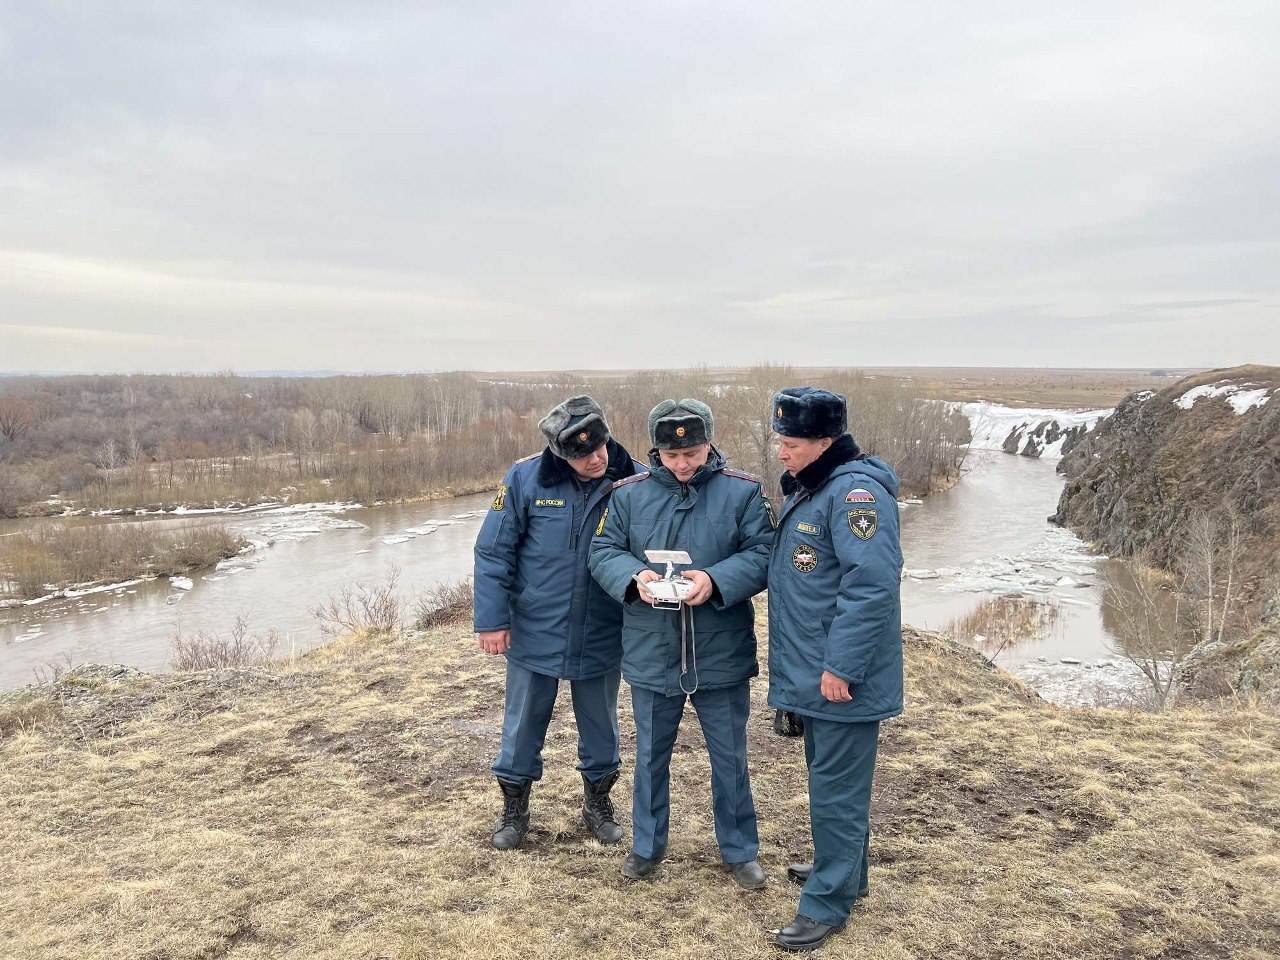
left=771, top=387, right=847, bottom=438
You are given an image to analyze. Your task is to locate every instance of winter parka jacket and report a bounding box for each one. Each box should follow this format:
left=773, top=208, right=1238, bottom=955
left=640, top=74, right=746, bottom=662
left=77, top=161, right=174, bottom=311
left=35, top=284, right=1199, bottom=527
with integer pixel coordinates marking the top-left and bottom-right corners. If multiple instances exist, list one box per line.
left=588, top=447, right=774, bottom=696
left=767, top=435, right=905, bottom=722
left=473, top=439, right=643, bottom=680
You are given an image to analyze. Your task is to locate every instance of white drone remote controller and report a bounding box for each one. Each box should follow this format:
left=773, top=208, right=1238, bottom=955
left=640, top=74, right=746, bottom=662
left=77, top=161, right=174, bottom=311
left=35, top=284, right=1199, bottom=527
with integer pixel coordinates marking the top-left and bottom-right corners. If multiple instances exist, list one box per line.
left=640, top=549, right=694, bottom=610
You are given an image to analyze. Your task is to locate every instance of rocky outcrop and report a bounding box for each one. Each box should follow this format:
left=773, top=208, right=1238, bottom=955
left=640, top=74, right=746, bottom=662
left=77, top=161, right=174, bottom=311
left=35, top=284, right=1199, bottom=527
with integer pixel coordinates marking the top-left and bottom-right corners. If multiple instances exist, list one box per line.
left=961, top=403, right=1111, bottom=460
left=1001, top=420, right=1092, bottom=459
left=1178, top=592, right=1280, bottom=705
left=1053, top=365, right=1280, bottom=571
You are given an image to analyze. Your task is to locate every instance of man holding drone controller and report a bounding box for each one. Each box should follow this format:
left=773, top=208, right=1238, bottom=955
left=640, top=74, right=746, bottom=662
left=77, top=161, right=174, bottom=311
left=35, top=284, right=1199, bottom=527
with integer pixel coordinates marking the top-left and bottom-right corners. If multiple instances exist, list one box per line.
left=588, top=399, right=775, bottom=889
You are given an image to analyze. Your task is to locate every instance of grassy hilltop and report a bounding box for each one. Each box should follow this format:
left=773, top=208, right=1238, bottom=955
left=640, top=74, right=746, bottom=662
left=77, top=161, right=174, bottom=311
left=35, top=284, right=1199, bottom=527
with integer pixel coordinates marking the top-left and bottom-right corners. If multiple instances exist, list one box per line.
left=1, top=608, right=1278, bottom=960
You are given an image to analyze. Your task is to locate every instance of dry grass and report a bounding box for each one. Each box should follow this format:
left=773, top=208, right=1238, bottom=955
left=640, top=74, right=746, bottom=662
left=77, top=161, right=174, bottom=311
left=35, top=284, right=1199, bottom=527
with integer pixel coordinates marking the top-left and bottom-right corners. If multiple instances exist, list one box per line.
left=0, top=605, right=1277, bottom=960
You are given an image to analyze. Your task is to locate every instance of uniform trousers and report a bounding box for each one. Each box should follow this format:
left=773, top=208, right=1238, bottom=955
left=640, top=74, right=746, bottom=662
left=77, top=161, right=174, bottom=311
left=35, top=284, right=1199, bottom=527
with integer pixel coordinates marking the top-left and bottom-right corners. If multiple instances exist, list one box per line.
left=491, top=660, right=621, bottom=784
left=799, top=717, right=880, bottom=926
left=630, top=681, right=758, bottom=864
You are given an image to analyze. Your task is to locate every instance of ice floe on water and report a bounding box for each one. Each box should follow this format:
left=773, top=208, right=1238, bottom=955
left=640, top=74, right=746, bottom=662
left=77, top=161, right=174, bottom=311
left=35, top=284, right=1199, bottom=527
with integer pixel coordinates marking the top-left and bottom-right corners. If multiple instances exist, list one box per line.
left=240, top=505, right=367, bottom=544
left=907, top=527, right=1104, bottom=604
left=169, top=576, right=194, bottom=591
left=1011, top=657, right=1161, bottom=709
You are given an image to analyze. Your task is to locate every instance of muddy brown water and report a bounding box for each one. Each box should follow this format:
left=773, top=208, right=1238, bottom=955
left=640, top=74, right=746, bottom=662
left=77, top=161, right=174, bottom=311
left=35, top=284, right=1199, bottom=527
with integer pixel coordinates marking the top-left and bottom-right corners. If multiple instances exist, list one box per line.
left=1, top=452, right=1155, bottom=700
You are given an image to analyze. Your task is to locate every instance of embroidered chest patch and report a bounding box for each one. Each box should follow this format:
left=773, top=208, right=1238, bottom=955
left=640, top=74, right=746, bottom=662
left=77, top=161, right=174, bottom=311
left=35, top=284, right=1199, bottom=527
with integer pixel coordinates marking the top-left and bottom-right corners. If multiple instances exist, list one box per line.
left=792, top=543, right=819, bottom=573
left=845, top=488, right=876, bottom=504
left=848, top=509, right=878, bottom=540
left=492, top=484, right=507, bottom=511
left=795, top=521, right=823, bottom=536
left=534, top=498, right=566, bottom=508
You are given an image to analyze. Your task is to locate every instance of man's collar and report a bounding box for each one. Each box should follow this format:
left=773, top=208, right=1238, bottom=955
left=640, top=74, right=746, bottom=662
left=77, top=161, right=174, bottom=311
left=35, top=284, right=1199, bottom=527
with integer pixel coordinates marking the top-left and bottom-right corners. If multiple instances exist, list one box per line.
left=536, top=437, right=636, bottom=488
left=779, top=433, right=861, bottom=496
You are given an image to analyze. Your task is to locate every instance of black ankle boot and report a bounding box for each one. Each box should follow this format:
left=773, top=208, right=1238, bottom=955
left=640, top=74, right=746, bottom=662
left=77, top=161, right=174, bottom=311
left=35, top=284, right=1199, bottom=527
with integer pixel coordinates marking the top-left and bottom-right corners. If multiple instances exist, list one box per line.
left=581, top=770, right=624, bottom=845
left=492, top=777, right=531, bottom=850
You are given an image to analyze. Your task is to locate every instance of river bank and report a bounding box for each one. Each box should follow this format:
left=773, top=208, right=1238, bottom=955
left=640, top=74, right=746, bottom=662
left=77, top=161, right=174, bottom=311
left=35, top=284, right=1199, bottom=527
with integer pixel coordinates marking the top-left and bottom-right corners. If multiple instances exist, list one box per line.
left=11, top=478, right=501, bottom=520
left=3, top=422, right=1161, bottom=708
left=2, top=612, right=1274, bottom=960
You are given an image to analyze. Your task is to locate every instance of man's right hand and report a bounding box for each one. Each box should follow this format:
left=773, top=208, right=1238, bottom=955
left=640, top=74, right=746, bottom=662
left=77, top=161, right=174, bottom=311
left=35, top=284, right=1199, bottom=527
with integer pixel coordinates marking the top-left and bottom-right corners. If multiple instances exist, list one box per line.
left=478, top=629, right=510, bottom=655
left=634, top=569, right=661, bottom=606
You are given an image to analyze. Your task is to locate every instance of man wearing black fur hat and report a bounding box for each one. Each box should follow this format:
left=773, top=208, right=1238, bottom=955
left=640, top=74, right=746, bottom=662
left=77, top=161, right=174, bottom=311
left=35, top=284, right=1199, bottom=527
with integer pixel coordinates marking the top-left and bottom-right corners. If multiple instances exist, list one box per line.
left=473, top=396, right=644, bottom=851
left=766, top=387, right=904, bottom=952
left=590, top=399, right=774, bottom=889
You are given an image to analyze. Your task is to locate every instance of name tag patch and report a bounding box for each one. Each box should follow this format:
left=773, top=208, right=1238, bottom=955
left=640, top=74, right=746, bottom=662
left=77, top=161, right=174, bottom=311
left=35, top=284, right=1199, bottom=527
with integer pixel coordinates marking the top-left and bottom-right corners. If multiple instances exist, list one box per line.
left=795, top=521, right=823, bottom=536
left=534, top=498, right=566, bottom=508
left=845, top=488, right=876, bottom=504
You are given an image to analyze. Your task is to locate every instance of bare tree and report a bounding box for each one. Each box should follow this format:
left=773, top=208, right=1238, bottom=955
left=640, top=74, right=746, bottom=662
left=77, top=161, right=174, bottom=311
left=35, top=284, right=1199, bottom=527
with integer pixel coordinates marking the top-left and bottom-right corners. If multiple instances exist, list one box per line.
left=0, top=397, right=37, bottom=442
left=1101, top=555, right=1190, bottom=709
left=1182, top=513, right=1219, bottom=644
left=1217, top=505, right=1243, bottom=645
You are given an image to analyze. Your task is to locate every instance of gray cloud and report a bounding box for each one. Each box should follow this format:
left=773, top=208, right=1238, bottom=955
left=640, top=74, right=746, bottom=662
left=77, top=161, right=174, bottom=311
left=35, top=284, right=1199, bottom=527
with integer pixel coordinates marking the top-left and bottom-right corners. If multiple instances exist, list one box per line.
left=1, top=1, right=1277, bottom=372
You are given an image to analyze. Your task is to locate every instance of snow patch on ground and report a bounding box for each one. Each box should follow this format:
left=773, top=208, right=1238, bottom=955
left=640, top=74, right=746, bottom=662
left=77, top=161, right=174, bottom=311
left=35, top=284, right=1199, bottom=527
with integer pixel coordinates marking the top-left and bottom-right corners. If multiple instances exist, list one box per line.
left=1174, top=381, right=1273, bottom=414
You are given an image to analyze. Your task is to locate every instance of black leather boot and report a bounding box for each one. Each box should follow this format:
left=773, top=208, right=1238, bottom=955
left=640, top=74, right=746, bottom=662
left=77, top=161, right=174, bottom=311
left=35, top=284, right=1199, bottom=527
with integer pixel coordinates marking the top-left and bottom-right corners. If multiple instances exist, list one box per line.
left=581, top=770, right=624, bottom=844
left=620, top=850, right=663, bottom=880
left=491, top=777, right=531, bottom=850
left=776, top=915, right=845, bottom=952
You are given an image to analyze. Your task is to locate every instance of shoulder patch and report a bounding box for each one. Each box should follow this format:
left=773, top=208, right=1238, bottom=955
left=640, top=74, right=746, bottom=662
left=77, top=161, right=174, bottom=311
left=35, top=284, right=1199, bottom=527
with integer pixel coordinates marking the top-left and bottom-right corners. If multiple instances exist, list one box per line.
left=845, top=487, right=877, bottom=504
left=722, top=468, right=761, bottom=482
left=516, top=452, right=540, bottom=464
left=848, top=509, right=878, bottom=540
left=491, top=483, right=507, bottom=511
left=613, top=471, right=650, bottom=489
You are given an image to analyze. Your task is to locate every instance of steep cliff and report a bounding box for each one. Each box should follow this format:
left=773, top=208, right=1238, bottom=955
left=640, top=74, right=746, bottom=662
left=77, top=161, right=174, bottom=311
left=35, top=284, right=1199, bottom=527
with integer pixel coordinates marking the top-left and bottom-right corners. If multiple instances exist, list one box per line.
left=1053, top=365, right=1280, bottom=575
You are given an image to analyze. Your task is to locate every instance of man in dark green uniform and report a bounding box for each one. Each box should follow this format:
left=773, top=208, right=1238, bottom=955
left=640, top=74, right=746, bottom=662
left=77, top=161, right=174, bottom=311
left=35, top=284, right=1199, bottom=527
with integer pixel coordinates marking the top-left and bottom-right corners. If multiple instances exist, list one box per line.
left=765, top=387, right=904, bottom=952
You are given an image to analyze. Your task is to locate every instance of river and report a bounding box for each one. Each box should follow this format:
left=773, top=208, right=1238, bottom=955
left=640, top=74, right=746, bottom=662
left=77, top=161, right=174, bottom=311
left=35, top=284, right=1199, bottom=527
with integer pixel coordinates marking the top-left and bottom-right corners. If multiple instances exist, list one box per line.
left=1, top=450, right=1149, bottom=706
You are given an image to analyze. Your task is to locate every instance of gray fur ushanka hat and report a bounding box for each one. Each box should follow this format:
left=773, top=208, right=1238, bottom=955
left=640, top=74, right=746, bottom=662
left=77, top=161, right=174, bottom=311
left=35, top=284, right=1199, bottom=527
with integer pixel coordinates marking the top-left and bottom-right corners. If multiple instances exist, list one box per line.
left=538, top=395, right=610, bottom=460
left=771, top=387, right=847, bottom=438
left=648, top=398, right=714, bottom=450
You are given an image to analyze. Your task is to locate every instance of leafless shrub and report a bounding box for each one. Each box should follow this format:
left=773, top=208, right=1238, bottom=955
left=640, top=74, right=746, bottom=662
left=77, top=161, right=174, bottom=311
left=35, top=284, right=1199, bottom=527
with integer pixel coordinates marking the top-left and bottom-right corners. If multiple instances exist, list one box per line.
left=1100, top=555, right=1192, bottom=710
left=312, top=566, right=404, bottom=638
left=170, top=615, right=279, bottom=671
left=412, top=577, right=474, bottom=630
left=31, top=651, right=76, bottom=687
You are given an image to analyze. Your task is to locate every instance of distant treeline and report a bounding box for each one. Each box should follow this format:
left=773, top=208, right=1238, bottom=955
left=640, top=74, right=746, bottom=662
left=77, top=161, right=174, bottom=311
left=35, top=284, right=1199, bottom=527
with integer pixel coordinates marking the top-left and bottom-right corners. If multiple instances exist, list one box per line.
left=0, top=367, right=970, bottom=516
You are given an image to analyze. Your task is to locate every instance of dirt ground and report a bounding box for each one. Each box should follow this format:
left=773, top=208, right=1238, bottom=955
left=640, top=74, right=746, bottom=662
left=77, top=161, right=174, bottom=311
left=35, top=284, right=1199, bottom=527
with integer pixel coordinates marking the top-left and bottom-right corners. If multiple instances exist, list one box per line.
left=1, top=607, right=1277, bottom=960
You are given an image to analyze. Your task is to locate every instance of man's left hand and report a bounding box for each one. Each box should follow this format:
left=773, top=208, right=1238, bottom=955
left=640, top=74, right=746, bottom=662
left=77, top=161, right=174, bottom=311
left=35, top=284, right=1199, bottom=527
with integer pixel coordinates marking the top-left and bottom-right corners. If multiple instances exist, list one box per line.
left=821, top=670, right=852, bottom=702
left=682, top=570, right=715, bottom=606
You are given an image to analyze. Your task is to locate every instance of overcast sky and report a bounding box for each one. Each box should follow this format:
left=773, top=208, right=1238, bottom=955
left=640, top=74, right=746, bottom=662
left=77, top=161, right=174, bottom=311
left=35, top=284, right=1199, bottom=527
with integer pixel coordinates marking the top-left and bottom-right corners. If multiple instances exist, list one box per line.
left=1, top=2, right=1276, bottom=373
